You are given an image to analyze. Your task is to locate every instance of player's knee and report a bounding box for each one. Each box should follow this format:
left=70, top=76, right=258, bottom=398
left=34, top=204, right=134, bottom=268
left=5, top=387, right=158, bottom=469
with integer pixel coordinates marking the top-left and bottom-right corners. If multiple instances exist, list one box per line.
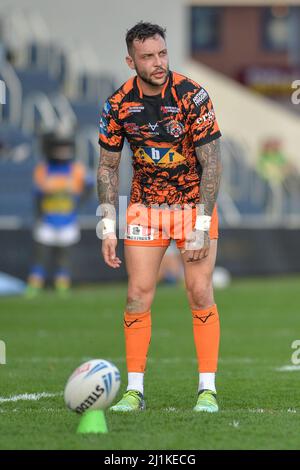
left=186, top=279, right=213, bottom=309
left=126, top=285, right=154, bottom=314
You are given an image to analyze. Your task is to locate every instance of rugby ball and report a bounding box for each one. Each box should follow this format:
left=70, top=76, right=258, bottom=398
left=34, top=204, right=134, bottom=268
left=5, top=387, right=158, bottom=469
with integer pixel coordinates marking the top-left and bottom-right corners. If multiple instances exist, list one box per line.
left=64, top=359, right=121, bottom=414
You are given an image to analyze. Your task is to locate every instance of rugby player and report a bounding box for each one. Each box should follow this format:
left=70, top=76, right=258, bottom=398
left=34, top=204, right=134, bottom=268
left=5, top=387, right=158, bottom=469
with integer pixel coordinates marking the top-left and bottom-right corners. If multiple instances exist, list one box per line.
left=97, top=22, right=222, bottom=412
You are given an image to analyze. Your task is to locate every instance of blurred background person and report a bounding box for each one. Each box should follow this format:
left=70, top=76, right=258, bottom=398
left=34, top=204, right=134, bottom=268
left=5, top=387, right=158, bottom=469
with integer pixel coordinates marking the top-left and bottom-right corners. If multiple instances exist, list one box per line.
left=258, top=138, right=290, bottom=184
left=26, top=130, right=93, bottom=296
left=257, top=137, right=300, bottom=216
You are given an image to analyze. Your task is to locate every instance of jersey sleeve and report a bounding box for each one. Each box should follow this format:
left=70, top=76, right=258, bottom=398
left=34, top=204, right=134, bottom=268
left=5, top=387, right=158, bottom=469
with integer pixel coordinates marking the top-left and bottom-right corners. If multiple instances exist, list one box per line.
left=98, top=99, right=125, bottom=152
left=189, top=87, right=221, bottom=148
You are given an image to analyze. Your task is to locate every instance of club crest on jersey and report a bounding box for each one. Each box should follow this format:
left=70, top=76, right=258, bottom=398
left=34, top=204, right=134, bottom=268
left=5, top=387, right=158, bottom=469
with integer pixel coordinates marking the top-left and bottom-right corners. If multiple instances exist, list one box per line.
left=165, top=120, right=185, bottom=138
left=135, top=147, right=186, bottom=165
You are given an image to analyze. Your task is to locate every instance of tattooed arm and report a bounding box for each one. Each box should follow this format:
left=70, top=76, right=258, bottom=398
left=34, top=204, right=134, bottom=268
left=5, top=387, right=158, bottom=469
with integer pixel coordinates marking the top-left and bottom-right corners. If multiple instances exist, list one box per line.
left=183, top=138, right=222, bottom=262
left=196, top=138, right=222, bottom=217
left=97, top=147, right=122, bottom=212
left=97, top=147, right=122, bottom=268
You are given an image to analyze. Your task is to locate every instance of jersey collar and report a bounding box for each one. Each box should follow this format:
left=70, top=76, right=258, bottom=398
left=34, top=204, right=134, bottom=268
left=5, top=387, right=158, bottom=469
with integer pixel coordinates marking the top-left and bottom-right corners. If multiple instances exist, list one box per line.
left=135, top=71, right=171, bottom=99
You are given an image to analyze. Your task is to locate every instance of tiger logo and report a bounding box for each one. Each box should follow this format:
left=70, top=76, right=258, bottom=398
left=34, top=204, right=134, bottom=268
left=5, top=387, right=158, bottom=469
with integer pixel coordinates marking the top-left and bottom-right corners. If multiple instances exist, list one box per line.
left=166, top=120, right=185, bottom=138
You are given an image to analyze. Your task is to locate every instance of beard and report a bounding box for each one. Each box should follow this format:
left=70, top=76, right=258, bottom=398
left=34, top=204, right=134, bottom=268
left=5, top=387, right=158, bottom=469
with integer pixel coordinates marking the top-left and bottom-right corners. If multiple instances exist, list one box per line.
left=135, top=64, right=169, bottom=88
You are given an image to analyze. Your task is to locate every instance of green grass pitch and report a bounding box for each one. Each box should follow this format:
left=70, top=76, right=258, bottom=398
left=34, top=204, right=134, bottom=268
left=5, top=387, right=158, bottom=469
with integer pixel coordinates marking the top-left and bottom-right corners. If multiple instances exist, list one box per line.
left=0, top=277, right=299, bottom=450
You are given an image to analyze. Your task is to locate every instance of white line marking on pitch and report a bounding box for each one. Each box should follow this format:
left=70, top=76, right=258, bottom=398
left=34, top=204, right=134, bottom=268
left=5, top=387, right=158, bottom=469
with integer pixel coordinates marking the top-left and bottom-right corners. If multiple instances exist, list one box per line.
left=0, top=392, right=62, bottom=404
left=275, top=365, right=300, bottom=371
left=13, top=357, right=88, bottom=363
left=0, top=407, right=62, bottom=414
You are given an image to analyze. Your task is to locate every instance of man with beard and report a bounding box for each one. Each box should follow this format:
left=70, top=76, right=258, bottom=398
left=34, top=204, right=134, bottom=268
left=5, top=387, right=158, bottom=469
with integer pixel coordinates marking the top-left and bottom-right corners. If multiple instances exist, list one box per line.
left=97, top=22, right=222, bottom=412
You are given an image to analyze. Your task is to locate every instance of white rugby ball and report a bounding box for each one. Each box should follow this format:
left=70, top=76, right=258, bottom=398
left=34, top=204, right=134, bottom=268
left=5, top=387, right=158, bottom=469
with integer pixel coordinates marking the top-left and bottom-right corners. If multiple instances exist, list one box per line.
left=64, top=359, right=121, bottom=414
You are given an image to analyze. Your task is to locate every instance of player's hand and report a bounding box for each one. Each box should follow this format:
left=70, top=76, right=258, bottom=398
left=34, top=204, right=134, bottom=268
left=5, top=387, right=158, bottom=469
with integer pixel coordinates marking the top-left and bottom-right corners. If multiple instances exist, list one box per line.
left=101, top=235, right=122, bottom=269
left=181, top=230, right=210, bottom=262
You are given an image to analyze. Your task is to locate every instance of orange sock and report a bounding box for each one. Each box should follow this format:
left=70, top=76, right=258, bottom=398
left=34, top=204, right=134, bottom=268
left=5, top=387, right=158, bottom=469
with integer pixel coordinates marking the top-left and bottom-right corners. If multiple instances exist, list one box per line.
left=124, top=311, right=151, bottom=373
left=192, top=304, right=220, bottom=373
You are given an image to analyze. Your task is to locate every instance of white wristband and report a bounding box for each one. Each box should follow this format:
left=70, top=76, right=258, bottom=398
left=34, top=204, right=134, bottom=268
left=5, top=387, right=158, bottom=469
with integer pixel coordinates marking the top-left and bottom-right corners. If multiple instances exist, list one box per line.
left=102, top=217, right=116, bottom=236
left=195, top=215, right=211, bottom=231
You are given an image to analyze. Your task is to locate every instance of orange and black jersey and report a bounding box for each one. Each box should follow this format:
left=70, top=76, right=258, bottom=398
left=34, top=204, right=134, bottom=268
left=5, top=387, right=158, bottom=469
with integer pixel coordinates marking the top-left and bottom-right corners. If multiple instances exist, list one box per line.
left=98, top=71, right=221, bottom=207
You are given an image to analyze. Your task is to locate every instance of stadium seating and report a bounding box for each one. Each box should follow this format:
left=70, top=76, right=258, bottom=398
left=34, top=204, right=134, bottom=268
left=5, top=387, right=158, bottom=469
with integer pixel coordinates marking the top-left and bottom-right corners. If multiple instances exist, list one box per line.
left=0, top=18, right=115, bottom=226
left=15, top=68, right=60, bottom=97
left=1, top=11, right=299, bottom=230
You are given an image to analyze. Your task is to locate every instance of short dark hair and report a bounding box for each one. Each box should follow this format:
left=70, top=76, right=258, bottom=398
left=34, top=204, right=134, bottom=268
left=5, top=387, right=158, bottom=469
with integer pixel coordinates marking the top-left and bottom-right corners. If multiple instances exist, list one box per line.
left=126, top=21, right=166, bottom=53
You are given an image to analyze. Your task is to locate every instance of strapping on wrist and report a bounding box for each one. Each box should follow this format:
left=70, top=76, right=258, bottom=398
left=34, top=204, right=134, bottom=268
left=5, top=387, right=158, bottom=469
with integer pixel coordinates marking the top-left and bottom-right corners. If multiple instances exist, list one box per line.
left=195, top=215, right=211, bottom=232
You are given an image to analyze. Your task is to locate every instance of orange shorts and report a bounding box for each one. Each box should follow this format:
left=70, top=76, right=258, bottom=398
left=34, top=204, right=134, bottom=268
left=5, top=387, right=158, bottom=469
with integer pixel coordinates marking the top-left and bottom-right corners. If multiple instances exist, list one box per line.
left=124, top=205, right=218, bottom=249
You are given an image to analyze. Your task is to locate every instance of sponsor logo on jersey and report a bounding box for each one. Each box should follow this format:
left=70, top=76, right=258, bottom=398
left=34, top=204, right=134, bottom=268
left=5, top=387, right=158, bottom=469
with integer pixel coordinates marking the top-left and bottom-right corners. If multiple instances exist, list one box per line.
left=135, top=147, right=186, bottom=165
left=161, top=106, right=180, bottom=114
left=193, top=88, right=209, bottom=107
left=99, top=116, right=108, bottom=136
left=148, top=122, right=159, bottom=131
left=165, top=120, right=185, bottom=138
left=128, top=105, right=144, bottom=113
left=124, top=122, right=140, bottom=135
left=147, top=122, right=160, bottom=135
left=103, top=100, right=111, bottom=115
left=196, top=110, right=215, bottom=125
left=126, top=224, right=154, bottom=241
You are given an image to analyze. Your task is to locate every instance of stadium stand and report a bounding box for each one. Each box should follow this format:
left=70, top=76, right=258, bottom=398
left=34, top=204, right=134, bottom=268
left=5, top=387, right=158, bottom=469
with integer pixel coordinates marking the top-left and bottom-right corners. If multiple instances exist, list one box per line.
left=0, top=8, right=300, bottom=232
left=185, top=60, right=300, bottom=226
left=0, top=9, right=119, bottom=228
